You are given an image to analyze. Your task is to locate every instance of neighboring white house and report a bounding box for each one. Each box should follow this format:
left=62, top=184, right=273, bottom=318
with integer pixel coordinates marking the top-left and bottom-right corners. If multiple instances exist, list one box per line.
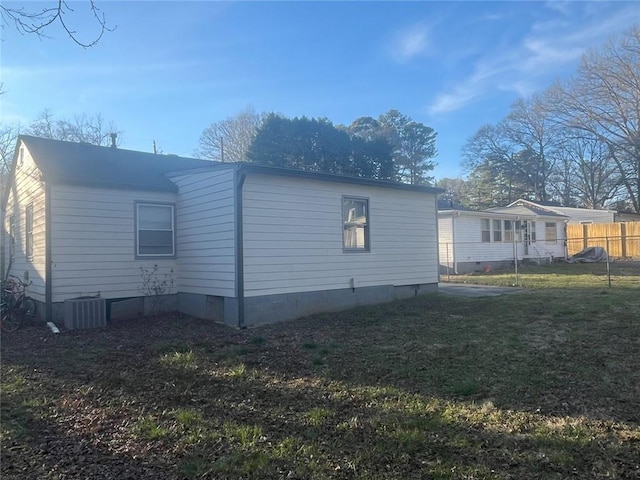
left=1, top=135, right=443, bottom=327
left=495, top=199, right=616, bottom=224
left=438, top=207, right=567, bottom=274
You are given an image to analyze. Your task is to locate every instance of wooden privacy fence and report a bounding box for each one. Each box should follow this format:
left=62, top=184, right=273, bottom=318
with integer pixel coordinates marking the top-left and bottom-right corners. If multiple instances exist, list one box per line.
left=566, top=222, right=640, bottom=258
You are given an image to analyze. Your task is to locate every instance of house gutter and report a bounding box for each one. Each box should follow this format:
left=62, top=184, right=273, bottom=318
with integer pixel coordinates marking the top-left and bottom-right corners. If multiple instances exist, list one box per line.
left=45, top=182, right=52, bottom=322
left=234, top=167, right=246, bottom=329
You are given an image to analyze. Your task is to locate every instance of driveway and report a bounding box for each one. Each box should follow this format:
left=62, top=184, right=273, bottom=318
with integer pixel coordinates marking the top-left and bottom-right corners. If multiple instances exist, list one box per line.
left=438, top=282, right=525, bottom=297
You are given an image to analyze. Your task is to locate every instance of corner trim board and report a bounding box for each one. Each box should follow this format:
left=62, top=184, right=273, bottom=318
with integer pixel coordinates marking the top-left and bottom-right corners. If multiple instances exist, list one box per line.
left=45, top=182, right=52, bottom=322
left=235, top=168, right=246, bottom=328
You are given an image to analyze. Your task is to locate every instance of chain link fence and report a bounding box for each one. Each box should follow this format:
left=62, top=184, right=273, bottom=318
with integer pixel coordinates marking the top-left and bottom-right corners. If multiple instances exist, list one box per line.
left=439, top=234, right=640, bottom=288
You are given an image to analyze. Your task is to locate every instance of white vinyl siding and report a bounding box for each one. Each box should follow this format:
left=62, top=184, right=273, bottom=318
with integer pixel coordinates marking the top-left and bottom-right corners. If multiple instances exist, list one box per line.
left=170, top=169, right=236, bottom=297
left=438, top=213, right=567, bottom=265
left=242, top=174, right=438, bottom=297
left=2, top=142, right=46, bottom=302
left=9, top=215, right=16, bottom=260
left=438, top=216, right=453, bottom=266
left=25, top=204, right=34, bottom=260
left=50, top=185, right=177, bottom=302
left=453, top=216, right=516, bottom=263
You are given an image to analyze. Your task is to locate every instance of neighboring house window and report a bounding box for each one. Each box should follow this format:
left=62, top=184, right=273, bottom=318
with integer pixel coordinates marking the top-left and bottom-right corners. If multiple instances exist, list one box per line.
left=492, top=219, right=502, bottom=242
left=25, top=205, right=33, bottom=260
left=481, top=219, right=491, bottom=242
left=136, top=203, right=175, bottom=256
left=9, top=215, right=16, bottom=259
left=343, top=197, right=369, bottom=251
left=530, top=221, right=537, bottom=242
left=504, top=220, right=513, bottom=242
left=545, top=222, right=557, bottom=243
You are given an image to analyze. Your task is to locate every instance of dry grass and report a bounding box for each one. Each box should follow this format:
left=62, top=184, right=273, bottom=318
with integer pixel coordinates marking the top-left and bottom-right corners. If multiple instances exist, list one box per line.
left=2, top=270, right=639, bottom=479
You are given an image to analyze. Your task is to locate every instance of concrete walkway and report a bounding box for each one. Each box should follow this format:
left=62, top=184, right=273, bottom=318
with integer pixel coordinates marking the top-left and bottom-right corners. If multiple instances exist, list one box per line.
left=438, top=282, right=525, bottom=297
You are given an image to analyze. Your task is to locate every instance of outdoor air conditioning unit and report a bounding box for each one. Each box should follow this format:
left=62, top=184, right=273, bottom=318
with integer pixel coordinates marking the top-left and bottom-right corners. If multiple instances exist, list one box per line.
left=64, top=297, right=106, bottom=330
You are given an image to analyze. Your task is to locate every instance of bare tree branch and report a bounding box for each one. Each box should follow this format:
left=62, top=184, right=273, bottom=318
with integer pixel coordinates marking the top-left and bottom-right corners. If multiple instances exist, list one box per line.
left=0, top=1, right=113, bottom=48
left=28, top=110, right=122, bottom=147
left=197, top=107, right=265, bottom=162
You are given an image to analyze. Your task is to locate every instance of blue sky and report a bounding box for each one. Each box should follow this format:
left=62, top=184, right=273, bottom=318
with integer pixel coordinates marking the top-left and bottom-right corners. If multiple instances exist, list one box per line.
left=1, top=1, right=638, bottom=179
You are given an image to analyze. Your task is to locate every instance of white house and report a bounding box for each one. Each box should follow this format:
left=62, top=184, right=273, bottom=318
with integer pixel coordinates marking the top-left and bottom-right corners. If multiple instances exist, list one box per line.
left=438, top=206, right=567, bottom=274
left=1, top=135, right=443, bottom=327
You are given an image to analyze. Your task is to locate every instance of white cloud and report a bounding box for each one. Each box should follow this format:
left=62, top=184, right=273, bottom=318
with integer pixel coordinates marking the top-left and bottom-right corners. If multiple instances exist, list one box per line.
left=426, top=3, right=639, bottom=116
left=544, top=1, right=574, bottom=16
left=389, top=23, right=430, bottom=63
left=428, top=87, right=478, bottom=116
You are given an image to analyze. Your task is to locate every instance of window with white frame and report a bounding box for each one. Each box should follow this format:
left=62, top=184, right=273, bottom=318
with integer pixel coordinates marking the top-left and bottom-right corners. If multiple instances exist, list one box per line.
left=492, top=219, right=502, bottom=242
left=342, top=197, right=369, bottom=251
left=530, top=221, right=537, bottom=242
left=515, top=220, right=522, bottom=242
left=545, top=222, right=557, bottom=243
left=504, top=220, right=514, bottom=242
left=136, top=203, right=175, bottom=256
left=25, top=204, right=33, bottom=260
left=481, top=219, right=491, bottom=242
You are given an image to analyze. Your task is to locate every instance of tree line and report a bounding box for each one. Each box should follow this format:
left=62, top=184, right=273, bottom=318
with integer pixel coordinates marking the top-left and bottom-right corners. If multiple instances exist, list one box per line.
left=0, top=108, right=437, bottom=203
left=197, top=108, right=437, bottom=185
left=443, top=26, right=639, bottom=213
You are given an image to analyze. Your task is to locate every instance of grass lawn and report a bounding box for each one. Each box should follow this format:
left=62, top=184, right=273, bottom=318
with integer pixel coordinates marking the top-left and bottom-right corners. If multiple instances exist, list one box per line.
left=441, top=261, right=640, bottom=289
left=2, top=267, right=639, bottom=479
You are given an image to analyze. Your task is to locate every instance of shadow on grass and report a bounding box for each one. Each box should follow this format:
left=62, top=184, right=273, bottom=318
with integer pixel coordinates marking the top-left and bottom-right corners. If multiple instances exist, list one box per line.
left=2, top=291, right=639, bottom=478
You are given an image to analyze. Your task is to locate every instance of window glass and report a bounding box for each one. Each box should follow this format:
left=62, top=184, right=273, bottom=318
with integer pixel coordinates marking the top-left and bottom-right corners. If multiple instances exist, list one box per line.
left=343, top=197, right=369, bottom=251
left=504, top=220, right=513, bottom=242
left=545, top=222, right=557, bottom=243
left=530, top=221, right=537, bottom=242
left=137, top=203, right=175, bottom=256
left=515, top=221, right=522, bottom=242
left=493, top=219, right=502, bottom=242
left=481, top=219, right=491, bottom=242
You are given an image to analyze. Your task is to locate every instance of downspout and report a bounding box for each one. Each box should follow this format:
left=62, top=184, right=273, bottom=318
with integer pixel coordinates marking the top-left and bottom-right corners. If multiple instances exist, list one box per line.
left=234, top=168, right=246, bottom=329
left=45, top=182, right=52, bottom=322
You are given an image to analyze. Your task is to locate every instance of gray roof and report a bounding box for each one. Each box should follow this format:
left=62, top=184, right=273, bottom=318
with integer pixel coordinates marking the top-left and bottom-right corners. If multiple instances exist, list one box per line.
left=487, top=204, right=568, bottom=218
left=18, top=135, right=444, bottom=195
left=19, top=135, right=215, bottom=192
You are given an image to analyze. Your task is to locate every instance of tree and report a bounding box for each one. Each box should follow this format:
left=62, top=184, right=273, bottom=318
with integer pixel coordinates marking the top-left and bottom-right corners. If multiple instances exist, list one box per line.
left=345, top=117, right=396, bottom=180
left=462, top=123, right=532, bottom=204
left=378, top=110, right=437, bottom=185
left=435, top=177, right=472, bottom=208
left=27, top=110, right=121, bottom=147
left=247, top=114, right=350, bottom=172
left=503, top=95, right=560, bottom=202
left=197, top=107, right=265, bottom=163
left=1, top=1, right=112, bottom=48
left=0, top=124, right=21, bottom=200
left=546, top=26, right=640, bottom=212
left=548, top=129, right=621, bottom=208
left=247, top=114, right=395, bottom=180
